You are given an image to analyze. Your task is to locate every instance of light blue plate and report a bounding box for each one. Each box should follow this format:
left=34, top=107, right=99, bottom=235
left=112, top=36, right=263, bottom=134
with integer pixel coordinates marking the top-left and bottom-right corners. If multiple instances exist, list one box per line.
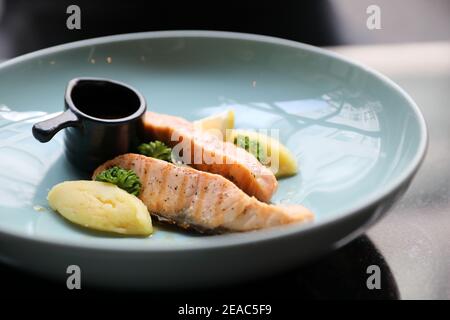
left=0, top=31, right=427, bottom=288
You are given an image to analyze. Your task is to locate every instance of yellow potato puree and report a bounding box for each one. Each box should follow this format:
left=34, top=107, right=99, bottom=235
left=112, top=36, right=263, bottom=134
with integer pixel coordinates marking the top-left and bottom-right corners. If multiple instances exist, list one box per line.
left=48, top=181, right=152, bottom=236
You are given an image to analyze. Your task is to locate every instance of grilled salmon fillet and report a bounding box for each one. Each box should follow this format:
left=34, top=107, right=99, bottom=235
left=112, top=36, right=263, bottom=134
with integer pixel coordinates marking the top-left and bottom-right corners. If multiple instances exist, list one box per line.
left=142, top=112, right=278, bottom=202
left=93, top=154, right=313, bottom=233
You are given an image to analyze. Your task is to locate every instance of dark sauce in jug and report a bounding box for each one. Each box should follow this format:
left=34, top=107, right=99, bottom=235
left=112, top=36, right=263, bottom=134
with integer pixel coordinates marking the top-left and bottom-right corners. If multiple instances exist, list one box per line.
left=70, top=80, right=141, bottom=119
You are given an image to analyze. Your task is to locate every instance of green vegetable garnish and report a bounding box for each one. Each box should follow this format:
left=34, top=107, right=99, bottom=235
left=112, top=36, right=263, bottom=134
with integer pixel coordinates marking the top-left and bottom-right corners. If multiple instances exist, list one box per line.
left=95, top=166, right=141, bottom=196
left=234, top=135, right=266, bottom=163
left=137, top=140, right=172, bottom=162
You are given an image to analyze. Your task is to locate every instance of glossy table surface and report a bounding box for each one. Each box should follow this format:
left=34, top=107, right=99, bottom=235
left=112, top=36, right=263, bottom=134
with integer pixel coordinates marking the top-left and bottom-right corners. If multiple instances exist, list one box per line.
left=0, top=41, right=448, bottom=299
left=333, top=42, right=450, bottom=300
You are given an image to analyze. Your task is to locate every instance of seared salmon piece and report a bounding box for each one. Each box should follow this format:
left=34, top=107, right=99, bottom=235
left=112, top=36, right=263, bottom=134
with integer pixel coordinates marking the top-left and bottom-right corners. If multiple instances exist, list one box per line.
left=142, top=112, right=278, bottom=202
left=93, top=154, right=313, bottom=233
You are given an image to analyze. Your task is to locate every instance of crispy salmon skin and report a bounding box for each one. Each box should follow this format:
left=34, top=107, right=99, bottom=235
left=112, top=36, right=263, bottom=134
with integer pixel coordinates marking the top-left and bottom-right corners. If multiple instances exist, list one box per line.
left=142, top=112, right=278, bottom=202
left=93, top=154, right=313, bottom=233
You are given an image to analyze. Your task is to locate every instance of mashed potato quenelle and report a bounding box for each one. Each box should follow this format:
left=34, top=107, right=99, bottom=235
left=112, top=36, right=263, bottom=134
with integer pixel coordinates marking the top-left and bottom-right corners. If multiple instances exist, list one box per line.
left=47, top=180, right=153, bottom=236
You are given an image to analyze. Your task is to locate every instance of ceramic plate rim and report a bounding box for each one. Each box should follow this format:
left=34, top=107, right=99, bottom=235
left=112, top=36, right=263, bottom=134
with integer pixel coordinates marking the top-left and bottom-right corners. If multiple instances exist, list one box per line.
left=0, top=30, right=428, bottom=251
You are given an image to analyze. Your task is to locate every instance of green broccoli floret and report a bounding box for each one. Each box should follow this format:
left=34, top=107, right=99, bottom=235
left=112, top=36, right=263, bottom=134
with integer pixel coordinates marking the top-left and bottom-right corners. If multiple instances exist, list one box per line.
left=95, top=166, right=141, bottom=196
left=137, top=140, right=172, bottom=162
left=234, top=135, right=266, bottom=163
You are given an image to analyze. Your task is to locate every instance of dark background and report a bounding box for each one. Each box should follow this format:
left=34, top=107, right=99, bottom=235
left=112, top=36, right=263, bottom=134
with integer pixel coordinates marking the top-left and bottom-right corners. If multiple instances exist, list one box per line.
left=0, top=0, right=449, bottom=59
left=0, top=236, right=400, bottom=300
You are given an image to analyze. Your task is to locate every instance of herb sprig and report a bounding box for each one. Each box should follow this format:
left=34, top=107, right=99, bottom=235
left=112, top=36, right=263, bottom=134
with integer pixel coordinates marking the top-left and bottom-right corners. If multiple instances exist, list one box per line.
left=95, top=166, right=142, bottom=196
left=234, top=135, right=266, bottom=163
left=137, top=140, right=172, bottom=162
